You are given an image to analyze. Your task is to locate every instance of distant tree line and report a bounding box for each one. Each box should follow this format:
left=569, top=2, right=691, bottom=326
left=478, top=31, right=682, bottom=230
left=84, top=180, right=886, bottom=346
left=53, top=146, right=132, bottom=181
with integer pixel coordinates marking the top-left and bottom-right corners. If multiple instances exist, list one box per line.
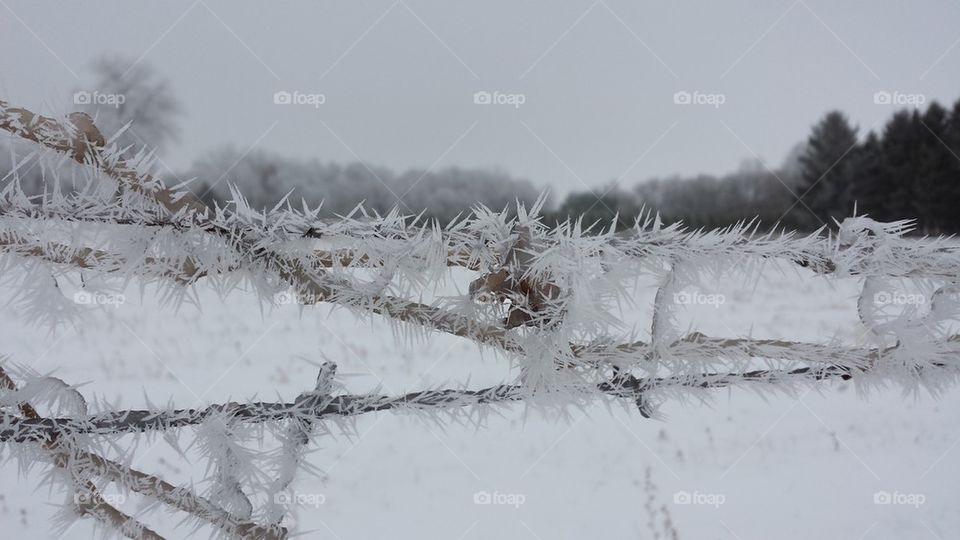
left=188, top=148, right=543, bottom=224
left=548, top=163, right=799, bottom=232
left=551, top=99, right=960, bottom=233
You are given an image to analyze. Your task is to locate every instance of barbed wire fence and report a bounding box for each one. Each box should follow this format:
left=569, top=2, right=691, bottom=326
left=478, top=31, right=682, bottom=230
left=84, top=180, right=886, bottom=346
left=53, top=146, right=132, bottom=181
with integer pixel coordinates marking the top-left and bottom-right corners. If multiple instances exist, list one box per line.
left=1, top=100, right=959, bottom=538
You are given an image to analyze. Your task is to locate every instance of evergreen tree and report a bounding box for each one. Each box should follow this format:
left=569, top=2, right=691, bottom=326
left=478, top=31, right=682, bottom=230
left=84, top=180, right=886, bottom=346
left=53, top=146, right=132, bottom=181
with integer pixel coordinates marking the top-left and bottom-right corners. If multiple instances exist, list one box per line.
left=796, top=111, right=859, bottom=227
left=914, top=102, right=954, bottom=233
left=850, top=131, right=884, bottom=217
left=873, top=110, right=919, bottom=221
left=943, top=99, right=960, bottom=231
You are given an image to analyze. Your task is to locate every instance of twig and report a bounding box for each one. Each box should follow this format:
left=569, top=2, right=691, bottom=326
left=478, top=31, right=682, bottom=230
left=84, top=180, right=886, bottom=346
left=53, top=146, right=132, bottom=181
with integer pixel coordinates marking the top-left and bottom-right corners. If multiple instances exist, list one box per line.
left=0, top=366, right=165, bottom=539
left=0, top=366, right=286, bottom=540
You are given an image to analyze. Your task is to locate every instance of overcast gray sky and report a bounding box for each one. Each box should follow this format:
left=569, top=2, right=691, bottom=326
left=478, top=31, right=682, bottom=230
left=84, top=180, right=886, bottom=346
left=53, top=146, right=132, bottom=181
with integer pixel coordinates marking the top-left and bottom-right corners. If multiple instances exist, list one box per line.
left=2, top=0, right=959, bottom=193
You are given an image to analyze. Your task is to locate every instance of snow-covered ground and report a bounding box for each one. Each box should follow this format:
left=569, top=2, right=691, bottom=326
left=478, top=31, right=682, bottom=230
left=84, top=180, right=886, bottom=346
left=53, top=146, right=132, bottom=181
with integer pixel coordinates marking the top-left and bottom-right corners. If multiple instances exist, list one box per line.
left=1, top=262, right=957, bottom=539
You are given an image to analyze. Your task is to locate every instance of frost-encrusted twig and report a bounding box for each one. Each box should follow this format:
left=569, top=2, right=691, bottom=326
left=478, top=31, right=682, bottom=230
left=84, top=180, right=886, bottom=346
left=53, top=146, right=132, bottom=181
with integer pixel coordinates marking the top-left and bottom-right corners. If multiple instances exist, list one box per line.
left=0, top=228, right=204, bottom=283
left=0, top=366, right=162, bottom=539
left=198, top=415, right=256, bottom=521
left=0, top=100, right=208, bottom=217
left=0, top=366, right=286, bottom=540
left=61, top=450, right=165, bottom=540
left=265, top=362, right=336, bottom=525
left=73, top=450, right=286, bottom=539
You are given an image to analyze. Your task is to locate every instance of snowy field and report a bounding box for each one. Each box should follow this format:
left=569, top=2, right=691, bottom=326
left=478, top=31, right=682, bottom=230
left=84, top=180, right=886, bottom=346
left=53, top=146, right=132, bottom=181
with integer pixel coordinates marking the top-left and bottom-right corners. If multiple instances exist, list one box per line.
left=0, top=261, right=958, bottom=539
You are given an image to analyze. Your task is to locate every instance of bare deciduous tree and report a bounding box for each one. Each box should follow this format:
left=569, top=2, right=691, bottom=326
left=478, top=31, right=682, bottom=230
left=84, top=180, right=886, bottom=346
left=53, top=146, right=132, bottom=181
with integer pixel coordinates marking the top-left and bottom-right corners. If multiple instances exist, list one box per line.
left=77, top=56, right=182, bottom=155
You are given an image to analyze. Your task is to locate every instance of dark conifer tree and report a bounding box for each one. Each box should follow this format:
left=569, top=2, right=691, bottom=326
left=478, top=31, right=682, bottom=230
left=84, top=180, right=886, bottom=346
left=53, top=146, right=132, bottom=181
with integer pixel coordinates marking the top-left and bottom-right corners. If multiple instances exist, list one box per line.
left=873, top=110, right=919, bottom=221
left=796, top=111, right=859, bottom=227
left=850, top=131, right=884, bottom=218
left=942, top=99, right=960, bottom=231
left=914, top=102, right=953, bottom=233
